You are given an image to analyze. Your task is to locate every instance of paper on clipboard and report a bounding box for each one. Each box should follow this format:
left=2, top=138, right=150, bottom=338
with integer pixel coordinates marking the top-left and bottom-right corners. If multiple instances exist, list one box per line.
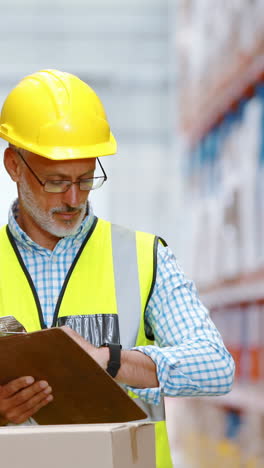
left=0, top=316, right=26, bottom=336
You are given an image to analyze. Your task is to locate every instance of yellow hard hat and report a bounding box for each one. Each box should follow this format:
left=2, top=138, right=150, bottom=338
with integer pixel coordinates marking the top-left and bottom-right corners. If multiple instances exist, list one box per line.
left=0, top=69, right=117, bottom=160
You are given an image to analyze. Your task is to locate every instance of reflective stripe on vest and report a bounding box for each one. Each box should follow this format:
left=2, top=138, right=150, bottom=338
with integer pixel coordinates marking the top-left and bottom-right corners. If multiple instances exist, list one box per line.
left=111, top=223, right=165, bottom=422
left=110, top=224, right=173, bottom=467
left=111, top=223, right=141, bottom=350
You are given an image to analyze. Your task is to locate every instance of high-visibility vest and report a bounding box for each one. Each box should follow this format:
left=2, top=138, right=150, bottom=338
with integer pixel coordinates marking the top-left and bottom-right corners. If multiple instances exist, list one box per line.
left=0, top=218, right=173, bottom=468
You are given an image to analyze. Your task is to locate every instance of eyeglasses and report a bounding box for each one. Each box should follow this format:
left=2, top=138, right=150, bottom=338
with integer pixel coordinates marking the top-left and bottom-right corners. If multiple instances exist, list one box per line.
left=15, top=149, right=107, bottom=193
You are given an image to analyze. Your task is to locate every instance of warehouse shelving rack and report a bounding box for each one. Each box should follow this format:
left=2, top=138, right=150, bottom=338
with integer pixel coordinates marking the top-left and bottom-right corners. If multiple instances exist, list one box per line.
left=189, top=43, right=264, bottom=416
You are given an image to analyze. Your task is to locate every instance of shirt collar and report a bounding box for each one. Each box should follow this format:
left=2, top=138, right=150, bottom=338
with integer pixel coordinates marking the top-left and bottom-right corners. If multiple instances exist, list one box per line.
left=8, top=199, right=96, bottom=252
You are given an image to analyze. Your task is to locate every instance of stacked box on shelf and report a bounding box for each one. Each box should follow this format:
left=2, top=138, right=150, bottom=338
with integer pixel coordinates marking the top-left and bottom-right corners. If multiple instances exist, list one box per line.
left=176, top=0, right=264, bottom=137
left=211, top=303, right=264, bottom=385
left=184, top=86, right=264, bottom=285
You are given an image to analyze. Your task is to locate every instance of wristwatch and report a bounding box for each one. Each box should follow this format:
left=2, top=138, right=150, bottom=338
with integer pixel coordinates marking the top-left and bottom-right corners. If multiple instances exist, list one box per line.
left=100, top=342, right=122, bottom=378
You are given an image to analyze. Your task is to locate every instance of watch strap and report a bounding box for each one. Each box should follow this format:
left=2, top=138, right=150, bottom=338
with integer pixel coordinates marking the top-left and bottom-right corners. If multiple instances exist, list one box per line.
left=101, top=342, right=122, bottom=378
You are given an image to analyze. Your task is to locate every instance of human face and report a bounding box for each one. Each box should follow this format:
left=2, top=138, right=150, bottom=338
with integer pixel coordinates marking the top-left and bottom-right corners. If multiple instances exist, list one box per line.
left=16, top=151, right=96, bottom=242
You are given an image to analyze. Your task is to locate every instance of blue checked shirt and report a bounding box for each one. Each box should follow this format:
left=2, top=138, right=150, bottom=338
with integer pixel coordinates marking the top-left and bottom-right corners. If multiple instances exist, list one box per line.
left=8, top=200, right=234, bottom=405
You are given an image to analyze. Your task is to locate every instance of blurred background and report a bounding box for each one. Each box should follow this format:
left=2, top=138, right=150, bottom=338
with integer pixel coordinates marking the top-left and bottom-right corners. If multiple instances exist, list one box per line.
left=1, top=0, right=264, bottom=466
left=0, top=0, right=181, bottom=250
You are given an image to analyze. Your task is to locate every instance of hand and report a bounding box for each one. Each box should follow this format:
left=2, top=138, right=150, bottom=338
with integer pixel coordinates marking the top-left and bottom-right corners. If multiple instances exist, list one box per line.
left=0, top=376, right=53, bottom=425
left=60, top=326, right=109, bottom=369
left=60, top=327, right=157, bottom=387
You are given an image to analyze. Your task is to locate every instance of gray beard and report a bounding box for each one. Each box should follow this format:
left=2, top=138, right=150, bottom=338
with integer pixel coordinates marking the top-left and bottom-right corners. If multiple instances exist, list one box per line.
left=19, top=176, right=87, bottom=238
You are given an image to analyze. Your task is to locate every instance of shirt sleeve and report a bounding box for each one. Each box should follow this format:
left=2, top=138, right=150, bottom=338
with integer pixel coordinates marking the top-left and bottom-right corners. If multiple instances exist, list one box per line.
left=126, top=242, right=235, bottom=405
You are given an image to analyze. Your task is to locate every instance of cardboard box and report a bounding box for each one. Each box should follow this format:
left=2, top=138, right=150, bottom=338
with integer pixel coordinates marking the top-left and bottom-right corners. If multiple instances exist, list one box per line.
left=0, top=422, right=155, bottom=468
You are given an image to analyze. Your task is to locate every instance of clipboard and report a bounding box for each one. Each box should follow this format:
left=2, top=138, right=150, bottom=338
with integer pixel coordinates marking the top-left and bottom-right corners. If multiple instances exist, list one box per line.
left=0, top=328, right=147, bottom=424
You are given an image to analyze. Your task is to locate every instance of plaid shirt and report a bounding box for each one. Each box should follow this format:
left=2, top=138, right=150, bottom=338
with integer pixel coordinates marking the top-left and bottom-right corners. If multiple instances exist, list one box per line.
left=8, top=200, right=234, bottom=405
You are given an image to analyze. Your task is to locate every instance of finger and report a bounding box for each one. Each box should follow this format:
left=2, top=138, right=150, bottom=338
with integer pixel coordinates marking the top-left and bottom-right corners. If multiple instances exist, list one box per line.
left=7, top=393, right=53, bottom=425
left=7, top=380, right=50, bottom=408
left=60, top=325, right=71, bottom=333
left=0, top=376, right=35, bottom=399
left=61, top=326, right=92, bottom=353
left=6, top=387, right=52, bottom=420
left=61, top=326, right=76, bottom=339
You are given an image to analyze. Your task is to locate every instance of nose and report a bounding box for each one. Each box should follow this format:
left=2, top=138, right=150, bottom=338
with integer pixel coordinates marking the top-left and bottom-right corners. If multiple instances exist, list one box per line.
left=62, top=182, right=85, bottom=208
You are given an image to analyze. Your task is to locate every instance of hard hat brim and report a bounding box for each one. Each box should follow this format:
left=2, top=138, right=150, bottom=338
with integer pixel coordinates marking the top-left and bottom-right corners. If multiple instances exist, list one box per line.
left=0, top=131, right=117, bottom=160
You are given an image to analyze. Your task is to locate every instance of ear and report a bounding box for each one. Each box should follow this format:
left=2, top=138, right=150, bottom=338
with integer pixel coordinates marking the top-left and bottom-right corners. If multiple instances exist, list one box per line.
left=4, top=147, right=21, bottom=182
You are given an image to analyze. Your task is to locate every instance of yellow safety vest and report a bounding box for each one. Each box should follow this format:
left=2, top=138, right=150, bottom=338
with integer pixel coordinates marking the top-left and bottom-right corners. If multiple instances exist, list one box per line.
left=0, top=218, right=173, bottom=468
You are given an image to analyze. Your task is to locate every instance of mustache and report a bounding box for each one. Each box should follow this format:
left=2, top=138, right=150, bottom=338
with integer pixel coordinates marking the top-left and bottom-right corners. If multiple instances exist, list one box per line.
left=51, top=204, right=86, bottom=214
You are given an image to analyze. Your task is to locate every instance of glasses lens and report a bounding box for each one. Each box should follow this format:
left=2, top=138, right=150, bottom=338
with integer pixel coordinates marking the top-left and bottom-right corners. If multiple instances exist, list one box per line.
left=44, top=177, right=106, bottom=193
left=80, top=177, right=105, bottom=191
left=44, top=180, right=72, bottom=193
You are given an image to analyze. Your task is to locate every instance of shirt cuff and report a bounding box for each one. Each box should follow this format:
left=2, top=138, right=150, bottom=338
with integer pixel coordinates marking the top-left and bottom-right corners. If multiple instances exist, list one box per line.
left=124, top=345, right=172, bottom=405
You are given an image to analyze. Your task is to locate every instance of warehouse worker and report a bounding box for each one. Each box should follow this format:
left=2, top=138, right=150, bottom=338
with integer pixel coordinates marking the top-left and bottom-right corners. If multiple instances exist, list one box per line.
left=0, top=70, right=234, bottom=468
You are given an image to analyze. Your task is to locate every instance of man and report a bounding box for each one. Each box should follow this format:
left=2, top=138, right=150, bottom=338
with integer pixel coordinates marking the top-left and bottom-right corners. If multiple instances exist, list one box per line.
left=0, top=70, right=234, bottom=467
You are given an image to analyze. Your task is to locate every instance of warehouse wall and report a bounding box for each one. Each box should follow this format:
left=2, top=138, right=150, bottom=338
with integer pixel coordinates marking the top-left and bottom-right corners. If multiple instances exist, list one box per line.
left=0, top=0, right=183, bottom=254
